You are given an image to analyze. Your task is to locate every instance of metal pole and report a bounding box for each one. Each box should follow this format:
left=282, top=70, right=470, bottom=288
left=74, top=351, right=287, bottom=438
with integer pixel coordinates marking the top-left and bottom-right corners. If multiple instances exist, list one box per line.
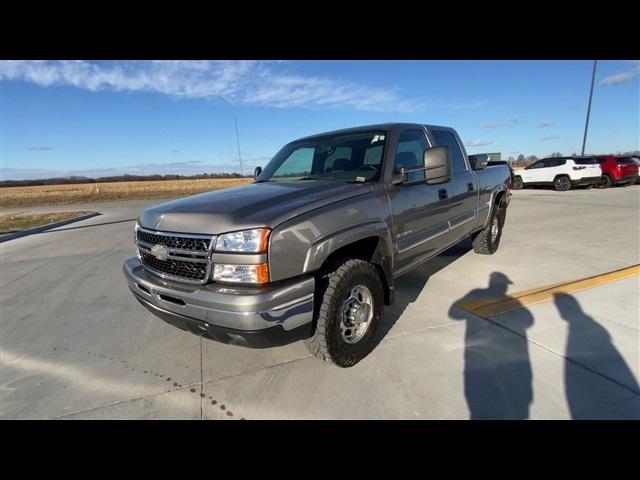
left=234, top=115, right=244, bottom=177
left=581, top=60, right=597, bottom=156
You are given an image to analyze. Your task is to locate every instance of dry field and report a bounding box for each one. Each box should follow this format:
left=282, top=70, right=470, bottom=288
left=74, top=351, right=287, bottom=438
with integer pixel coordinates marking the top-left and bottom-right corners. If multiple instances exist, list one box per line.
left=0, top=211, right=92, bottom=234
left=0, top=178, right=252, bottom=209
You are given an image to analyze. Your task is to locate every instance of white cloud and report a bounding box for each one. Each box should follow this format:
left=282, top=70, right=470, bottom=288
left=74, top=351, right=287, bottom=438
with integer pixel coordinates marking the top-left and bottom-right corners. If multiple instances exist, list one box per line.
left=465, top=139, right=493, bottom=147
left=481, top=118, right=519, bottom=129
left=0, top=60, right=420, bottom=112
left=601, top=65, right=640, bottom=86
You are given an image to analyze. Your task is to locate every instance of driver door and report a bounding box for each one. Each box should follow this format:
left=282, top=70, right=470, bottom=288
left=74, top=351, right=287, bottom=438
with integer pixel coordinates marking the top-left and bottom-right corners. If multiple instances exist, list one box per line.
left=388, top=129, right=451, bottom=276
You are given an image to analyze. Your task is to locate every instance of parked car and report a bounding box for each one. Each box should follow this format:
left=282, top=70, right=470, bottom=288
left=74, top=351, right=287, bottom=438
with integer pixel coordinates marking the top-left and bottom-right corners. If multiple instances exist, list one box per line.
left=512, top=157, right=601, bottom=191
left=123, top=123, right=511, bottom=367
left=593, top=155, right=639, bottom=187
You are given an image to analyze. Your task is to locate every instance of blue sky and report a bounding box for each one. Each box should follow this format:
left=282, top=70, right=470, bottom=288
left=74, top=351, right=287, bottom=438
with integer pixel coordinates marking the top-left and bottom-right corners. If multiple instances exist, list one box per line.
left=1, top=60, right=638, bottom=180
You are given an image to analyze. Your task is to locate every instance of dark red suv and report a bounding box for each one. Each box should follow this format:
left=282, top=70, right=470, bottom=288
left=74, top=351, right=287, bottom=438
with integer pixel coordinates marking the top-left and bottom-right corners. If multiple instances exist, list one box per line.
left=593, top=155, right=639, bottom=188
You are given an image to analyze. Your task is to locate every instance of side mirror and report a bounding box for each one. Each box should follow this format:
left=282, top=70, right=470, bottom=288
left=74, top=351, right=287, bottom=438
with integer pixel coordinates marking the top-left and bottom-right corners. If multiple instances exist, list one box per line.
left=423, top=146, right=450, bottom=184
left=469, top=154, right=488, bottom=170
left=253, top=166, right=262, bottom=179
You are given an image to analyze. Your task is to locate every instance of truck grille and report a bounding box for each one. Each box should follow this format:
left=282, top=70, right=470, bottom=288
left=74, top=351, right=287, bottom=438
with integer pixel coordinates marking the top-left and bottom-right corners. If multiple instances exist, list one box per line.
left=135, top=226, right=216, bottom=284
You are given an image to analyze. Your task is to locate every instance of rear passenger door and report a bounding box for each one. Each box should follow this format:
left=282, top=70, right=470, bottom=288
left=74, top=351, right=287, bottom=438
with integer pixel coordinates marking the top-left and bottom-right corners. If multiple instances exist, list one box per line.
left=430, top=129, right=477, bottom=243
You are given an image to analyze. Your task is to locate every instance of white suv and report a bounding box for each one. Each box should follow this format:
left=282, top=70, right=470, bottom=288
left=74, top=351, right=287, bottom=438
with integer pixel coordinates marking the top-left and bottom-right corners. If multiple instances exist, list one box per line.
left=512, top=157, right=601, bottom=191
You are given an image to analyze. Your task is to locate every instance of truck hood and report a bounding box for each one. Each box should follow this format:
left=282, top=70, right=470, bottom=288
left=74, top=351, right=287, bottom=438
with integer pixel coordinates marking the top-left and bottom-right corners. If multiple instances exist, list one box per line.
left=138, top=180, right=372, bottom=234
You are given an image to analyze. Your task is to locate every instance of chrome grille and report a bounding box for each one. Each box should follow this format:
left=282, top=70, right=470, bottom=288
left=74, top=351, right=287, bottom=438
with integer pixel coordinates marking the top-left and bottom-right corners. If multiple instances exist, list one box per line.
left=135, top=226, right=215, bottom=284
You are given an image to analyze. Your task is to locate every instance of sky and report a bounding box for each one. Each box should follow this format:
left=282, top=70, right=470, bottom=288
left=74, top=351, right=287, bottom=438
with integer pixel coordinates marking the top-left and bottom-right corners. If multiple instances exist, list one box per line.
left=1, top=60, right=638, bottom=180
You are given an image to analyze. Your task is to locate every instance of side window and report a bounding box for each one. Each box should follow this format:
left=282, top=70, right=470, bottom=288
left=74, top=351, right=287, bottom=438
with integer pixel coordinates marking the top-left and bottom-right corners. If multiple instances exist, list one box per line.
left=395, top=129, right=429, bottom=181
left=432, top=130, right=467, bottom=175
left=529, top=161, right=544, bottom=169
left=547, top=159, right=565, bottom=167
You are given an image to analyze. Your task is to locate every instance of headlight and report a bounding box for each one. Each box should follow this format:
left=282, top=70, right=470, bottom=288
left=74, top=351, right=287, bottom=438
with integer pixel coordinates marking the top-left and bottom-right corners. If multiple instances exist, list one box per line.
left=215, top=228, right=270, bottom=253
left=213, top=263, right=269, bottom=284
left=134, top=222, right=139, bottom=245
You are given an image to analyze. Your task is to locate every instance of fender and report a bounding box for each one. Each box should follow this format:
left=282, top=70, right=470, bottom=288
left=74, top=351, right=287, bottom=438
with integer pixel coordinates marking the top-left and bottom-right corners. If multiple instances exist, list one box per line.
left=304, top=220, right=392, bottom=270
left=303, top=219, right=395, bottom=301
left=479, top=185, right=509, bottom=230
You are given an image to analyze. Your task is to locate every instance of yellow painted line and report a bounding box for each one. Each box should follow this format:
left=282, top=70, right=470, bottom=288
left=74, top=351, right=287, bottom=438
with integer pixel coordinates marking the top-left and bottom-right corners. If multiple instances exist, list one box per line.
left=457, top=264, right=640, bottom=318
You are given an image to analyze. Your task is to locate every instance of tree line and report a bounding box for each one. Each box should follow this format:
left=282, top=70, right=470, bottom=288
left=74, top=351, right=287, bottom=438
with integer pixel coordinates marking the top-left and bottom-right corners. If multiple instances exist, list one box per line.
left=0, top=172, right=248, bottom=188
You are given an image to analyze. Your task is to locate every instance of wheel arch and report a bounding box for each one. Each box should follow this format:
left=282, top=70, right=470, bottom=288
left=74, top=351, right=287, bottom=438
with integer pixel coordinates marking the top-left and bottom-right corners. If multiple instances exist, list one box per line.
left=305, top=226, right=394, bottom=305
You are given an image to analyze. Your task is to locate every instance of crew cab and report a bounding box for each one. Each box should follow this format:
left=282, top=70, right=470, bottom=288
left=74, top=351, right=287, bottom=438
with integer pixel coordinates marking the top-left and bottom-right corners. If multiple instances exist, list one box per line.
left=512, top=157, right=601, bottom=191
left=123, top=123, right=511, bottom=367
left=592, top=155, right=639, bottom=188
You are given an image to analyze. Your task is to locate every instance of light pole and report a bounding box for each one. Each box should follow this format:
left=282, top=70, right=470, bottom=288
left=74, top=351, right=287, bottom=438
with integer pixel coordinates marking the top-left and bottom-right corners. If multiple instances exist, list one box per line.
left=581, top=60, right=597, bottom=156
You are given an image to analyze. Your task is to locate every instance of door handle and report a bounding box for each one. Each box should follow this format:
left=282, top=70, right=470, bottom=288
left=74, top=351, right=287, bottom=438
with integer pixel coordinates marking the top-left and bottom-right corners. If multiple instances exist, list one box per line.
left=438, top=188, right=448, bottom=200
left=467, top=182, right=474, bottom=192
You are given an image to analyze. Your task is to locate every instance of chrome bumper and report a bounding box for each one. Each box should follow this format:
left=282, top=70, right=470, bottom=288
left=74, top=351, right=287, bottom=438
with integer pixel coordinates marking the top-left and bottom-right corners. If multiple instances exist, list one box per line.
left=123, top=258, right=315, bottom=340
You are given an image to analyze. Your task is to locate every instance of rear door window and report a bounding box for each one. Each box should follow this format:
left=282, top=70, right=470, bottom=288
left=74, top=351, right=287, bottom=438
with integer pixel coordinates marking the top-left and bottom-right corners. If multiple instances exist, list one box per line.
left=574, top=158, right=599, bottom=165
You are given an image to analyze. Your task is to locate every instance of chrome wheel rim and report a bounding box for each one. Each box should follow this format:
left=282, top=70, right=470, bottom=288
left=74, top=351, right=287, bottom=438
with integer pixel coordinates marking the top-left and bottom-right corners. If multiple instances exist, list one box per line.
left=339, top=284, right=373, bottom=344
left=490, top=217, right=499, bottom=243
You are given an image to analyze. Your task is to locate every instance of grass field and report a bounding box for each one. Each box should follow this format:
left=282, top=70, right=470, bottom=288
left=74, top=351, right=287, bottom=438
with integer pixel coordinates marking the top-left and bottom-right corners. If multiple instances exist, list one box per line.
left=0, top=178, right=252, bottom=209
left=0, top=211, right=92, bottom=234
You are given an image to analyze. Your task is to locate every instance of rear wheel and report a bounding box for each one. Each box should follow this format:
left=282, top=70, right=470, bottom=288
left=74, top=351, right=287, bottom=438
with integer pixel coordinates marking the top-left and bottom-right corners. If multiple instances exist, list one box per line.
left=472, top=200, right=506, bottom=255
left=554, top=175, right=571, bottom=191
left=512, top=176, right=524, bottom=190
left=304, top=259, right=384, bottom=368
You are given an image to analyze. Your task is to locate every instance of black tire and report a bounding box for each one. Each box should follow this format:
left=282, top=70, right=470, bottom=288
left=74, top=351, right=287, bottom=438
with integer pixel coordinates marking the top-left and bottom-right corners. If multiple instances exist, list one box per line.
left=472, top=200, right=506, bottom=255
left=304, top=259, right=384, bottom=368
left=553, top=175, right=571, bottom=191
left=512, top=176, right=524, bottom=190
left=599, top=175, right=612, bottom=189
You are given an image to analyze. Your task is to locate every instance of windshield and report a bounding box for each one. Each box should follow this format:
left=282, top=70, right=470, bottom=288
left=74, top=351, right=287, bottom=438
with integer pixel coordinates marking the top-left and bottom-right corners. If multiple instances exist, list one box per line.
left=257, top=131, right=387, bottom=183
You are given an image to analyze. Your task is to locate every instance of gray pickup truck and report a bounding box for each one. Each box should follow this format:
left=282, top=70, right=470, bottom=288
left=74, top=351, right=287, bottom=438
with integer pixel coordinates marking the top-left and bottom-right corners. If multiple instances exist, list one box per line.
left=124, top=123, right=511, bottom=367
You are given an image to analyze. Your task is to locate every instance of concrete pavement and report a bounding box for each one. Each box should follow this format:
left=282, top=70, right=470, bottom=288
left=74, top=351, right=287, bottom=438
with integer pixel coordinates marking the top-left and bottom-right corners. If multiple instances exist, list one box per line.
left=1, top=186, right=638, bottom=419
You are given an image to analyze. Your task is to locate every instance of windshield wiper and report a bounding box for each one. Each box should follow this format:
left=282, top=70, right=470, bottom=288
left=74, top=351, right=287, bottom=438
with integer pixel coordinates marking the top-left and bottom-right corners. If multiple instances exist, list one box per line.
left=298, top=176, right=334, bottom=181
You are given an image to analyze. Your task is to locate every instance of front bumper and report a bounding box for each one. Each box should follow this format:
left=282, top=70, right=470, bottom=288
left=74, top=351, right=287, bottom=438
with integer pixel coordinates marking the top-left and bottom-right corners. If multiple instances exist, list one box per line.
left=123, top=258, right=315, bottom=348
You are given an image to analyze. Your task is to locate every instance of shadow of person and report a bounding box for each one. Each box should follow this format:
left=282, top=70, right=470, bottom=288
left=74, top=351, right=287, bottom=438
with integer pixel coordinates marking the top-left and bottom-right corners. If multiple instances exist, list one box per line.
left=553, top=293, right=640, bottom=419
left=449, top=272, right=534, bottom=419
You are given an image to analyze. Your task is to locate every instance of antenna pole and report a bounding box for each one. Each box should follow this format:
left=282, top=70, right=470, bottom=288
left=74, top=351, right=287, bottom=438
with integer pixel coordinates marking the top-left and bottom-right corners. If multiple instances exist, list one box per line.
left=581, top=60, right=597, bottom=156
left=234, top=116, right=244, bottom=177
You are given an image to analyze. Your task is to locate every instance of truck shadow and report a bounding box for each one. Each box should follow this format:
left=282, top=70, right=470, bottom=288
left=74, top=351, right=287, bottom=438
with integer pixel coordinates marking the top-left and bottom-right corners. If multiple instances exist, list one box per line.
left=378, top=239, right=472, bottom=341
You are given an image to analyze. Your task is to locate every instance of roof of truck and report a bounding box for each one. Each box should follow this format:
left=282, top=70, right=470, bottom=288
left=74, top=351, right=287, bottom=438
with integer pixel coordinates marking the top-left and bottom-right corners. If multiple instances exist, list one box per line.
left=290, top=123, right=452, bottom=144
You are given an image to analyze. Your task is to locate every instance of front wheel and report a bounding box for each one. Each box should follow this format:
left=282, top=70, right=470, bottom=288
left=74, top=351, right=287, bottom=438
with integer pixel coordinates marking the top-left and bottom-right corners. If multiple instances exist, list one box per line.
left=304, top=259, right=384, bottom=368
left=554, top=176, right=571, bottom=191
left=599, top=175, right=612, bottom=189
